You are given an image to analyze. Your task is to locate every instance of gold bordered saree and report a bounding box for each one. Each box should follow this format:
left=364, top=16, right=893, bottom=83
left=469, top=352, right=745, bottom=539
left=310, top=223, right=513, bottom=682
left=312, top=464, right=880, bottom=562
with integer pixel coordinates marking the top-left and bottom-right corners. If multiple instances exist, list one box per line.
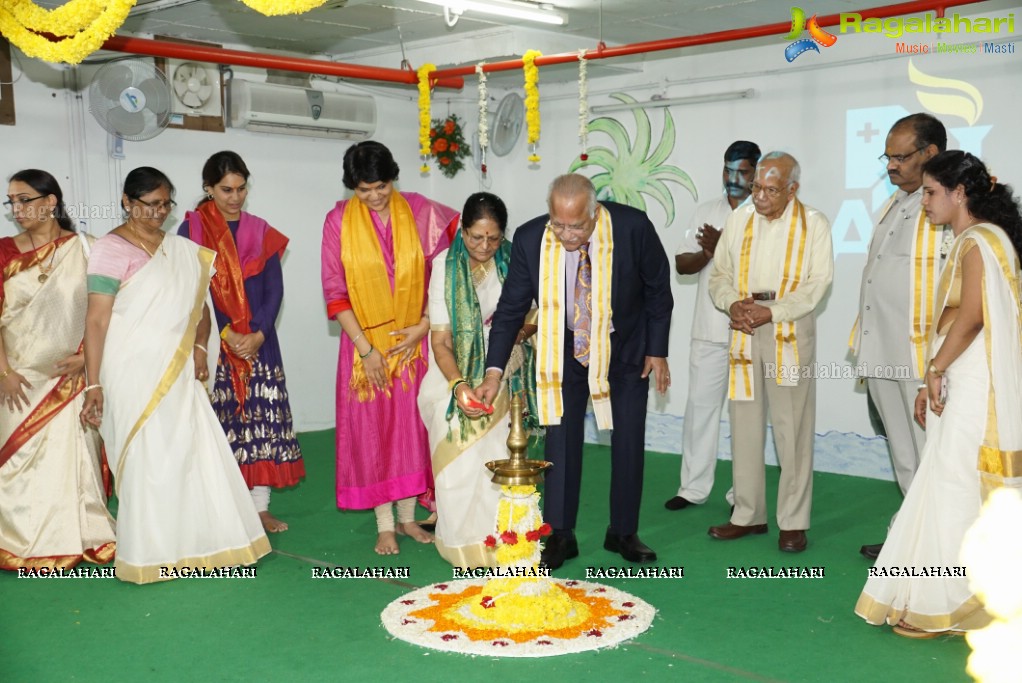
left=97, top=235, right=268, bottom=583
left=0, top=234, right=115, bottom=571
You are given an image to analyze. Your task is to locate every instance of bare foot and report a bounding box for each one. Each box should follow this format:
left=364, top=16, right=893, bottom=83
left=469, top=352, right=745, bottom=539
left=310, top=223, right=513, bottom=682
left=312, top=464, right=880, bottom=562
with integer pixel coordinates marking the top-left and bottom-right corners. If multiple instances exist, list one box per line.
left=259, top=511, right=289, bottom=533
left=375, top=531, right=400, bottom=555
left=397, top=521, right=434, bottom=544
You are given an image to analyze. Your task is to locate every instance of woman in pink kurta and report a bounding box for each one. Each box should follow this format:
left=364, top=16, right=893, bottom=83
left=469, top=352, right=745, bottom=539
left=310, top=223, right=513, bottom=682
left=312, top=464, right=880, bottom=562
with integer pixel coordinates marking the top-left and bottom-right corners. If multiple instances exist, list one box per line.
left=321, top=141, right=458, bottom=555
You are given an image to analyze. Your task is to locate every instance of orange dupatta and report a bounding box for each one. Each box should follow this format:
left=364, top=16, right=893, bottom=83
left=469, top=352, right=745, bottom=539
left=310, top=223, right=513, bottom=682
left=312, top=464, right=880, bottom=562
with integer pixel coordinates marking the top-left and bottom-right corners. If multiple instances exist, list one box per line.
left=340, top=193, right=425, bottom=401
left=189, top=202, right=288, bottom=414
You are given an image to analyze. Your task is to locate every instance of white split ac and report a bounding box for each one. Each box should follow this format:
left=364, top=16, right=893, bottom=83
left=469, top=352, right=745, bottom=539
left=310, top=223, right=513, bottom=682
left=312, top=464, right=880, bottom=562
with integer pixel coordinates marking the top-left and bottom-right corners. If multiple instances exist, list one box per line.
left=229, top=79, right=376, bottom=140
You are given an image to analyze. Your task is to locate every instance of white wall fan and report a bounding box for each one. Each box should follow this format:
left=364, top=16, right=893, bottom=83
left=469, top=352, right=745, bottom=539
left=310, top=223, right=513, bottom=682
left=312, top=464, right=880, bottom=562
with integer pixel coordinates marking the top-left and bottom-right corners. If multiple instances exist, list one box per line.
left=88, top=58, right=171, bottom=141
left=170, top=60, right=222, bottom=117
left=490, top=92, right=524, bottom=157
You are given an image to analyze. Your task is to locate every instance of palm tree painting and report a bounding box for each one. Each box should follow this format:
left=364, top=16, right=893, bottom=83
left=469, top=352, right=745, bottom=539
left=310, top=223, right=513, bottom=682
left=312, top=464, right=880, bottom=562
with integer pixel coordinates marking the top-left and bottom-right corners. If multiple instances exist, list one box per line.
left=568, top=92, right=697, bottom=227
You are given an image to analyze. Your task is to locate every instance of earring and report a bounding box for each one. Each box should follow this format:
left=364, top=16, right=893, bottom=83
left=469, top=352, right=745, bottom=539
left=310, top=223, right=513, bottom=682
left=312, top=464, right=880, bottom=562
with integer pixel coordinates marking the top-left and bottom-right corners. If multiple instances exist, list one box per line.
left=205, top=193, right=213, bottom=201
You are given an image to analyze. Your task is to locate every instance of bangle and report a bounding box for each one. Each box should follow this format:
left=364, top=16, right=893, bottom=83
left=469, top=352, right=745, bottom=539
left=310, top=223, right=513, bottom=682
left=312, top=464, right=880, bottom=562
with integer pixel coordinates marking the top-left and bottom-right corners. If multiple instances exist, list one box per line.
left=0, top=368, right=10, bottom=381
left=84, top=384, right=102, bottom=392
left=484, top=368, right=503, bottom=380
left=194, top=344, right=207, bottom=354
left=447, top=376, right=466, bottom=392
left=351, top=331, right=365, bottom=345
left=220, top=325, right=232, bottom=340
left=450, top=379, right=469, bottom=395
left=917, top=384, right=928, bottom=391
left=359, top=345, right=375, bottom=360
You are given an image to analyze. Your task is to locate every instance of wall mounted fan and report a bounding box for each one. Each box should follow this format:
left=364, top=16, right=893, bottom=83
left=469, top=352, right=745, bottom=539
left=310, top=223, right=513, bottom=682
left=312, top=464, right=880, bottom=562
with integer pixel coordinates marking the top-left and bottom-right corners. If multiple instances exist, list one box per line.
left=88, top=58, right=171, bottom=141
left=490, top=92, right=524, bottom=157
left=171, top=61, right=221, bottom=115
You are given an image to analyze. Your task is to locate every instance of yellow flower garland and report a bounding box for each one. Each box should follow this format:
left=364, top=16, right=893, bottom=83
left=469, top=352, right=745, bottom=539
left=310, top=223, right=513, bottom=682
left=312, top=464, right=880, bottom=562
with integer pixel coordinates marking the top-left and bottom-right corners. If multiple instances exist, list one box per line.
left=417, top=63, right=436, bottom=174
left=522, top=49, right=542, bottom=163
left=7, top=0, right=103, bottom=36
left=0, top=0, right=135, bottom=65
left=237, top=0, right=330, bottom=17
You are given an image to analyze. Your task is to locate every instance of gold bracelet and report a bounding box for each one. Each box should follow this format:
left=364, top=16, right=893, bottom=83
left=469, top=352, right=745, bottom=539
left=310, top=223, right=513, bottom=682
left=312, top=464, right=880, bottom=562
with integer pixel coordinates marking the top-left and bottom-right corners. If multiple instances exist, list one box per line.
left=220, top=324, right=232, bottom=340
left=448, top=376, right=466, bottom=392
left=0, top=368, right=10, bottom=381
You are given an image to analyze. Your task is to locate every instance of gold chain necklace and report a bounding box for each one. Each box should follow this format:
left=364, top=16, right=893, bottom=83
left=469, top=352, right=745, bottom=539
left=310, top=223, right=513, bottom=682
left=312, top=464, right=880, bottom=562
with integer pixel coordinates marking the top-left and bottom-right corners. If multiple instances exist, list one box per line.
left=26, top=230, right=59, bottom=283
left=471, top=259, right=495, bottom=287
left=129, top=223, right=164, bottom=257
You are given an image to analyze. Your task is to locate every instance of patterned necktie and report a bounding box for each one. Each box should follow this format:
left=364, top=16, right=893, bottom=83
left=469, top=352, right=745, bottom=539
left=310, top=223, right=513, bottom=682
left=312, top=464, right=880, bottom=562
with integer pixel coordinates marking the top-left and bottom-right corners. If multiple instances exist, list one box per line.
left=573, top=243, right=592, bottom=366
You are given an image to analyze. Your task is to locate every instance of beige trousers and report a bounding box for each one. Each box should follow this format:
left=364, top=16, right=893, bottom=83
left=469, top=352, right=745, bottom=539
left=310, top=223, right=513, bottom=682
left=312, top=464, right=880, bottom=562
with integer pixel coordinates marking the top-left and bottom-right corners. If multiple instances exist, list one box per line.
left=729, top=314, right=816, bottom=531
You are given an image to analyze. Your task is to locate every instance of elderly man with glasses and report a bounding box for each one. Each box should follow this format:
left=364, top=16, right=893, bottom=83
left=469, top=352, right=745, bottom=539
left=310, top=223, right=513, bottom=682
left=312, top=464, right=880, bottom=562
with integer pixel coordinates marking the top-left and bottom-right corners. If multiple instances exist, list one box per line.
left=851, top=113, right=949, bottom=560
left=707, top=151, right=833, bottom=553
left=476, top=173, right=673, bottom=570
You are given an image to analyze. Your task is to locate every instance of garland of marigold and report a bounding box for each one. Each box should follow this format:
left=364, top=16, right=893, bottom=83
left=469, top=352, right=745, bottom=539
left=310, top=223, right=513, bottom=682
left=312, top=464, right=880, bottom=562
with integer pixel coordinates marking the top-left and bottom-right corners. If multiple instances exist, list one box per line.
left=0, top=0, right=135, bottom=65
left=237, top=0, right=330, bottom=16
left=417, top=63, right=436, bottom=174
left=483, top=485, right=551, bottom=566
left=7, top=0, right=103, bottom=36
left=522, top=49, right=542, bottom=163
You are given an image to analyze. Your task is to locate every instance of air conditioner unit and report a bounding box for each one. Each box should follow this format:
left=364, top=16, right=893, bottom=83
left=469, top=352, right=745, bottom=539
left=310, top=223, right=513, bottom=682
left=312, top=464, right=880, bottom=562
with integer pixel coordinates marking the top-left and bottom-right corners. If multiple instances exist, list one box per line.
left=229, top=79, right=376, bottom=140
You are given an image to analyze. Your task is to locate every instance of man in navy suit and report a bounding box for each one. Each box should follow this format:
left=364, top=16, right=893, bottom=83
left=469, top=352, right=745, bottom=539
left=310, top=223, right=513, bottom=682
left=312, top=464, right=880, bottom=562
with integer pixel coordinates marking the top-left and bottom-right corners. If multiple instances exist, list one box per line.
left=476, top=174, right=672, bottom=569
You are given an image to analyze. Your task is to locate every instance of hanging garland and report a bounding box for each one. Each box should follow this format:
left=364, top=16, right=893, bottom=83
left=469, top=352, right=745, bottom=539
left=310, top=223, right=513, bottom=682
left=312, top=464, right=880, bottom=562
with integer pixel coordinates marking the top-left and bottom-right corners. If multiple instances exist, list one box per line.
left=237, top=0, right=330, bottom=15
left=0, top=0, right=135, bottom=65
left=577, top=49, right=589, bottom=162
left=6, top=0, right=103, bottom=36
left=475, top=61, right=488, bottom=176
left=522, top=49, right=542, bottom=164
left=417, top=63, right=436, bottom=174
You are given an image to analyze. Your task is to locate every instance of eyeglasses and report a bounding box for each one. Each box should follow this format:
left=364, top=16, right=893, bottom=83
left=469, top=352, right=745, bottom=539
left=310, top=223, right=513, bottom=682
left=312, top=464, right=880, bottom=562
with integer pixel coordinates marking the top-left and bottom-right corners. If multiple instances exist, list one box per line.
left=2, top=195, right=45, bottom=209
left=879, top=147, right=925, bottom=164
left=546, top=218, right=593, bottom=234
left=133, top=197, right=177, bottom=211
left=463, top=232, right=501, bottom=247
left=750, top=182, right=786, bottom=198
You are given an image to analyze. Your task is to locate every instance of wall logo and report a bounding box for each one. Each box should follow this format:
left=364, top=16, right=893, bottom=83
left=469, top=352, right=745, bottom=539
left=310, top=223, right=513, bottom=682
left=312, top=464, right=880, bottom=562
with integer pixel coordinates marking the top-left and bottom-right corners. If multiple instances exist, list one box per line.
left=784, top=7, right=838, bottom=62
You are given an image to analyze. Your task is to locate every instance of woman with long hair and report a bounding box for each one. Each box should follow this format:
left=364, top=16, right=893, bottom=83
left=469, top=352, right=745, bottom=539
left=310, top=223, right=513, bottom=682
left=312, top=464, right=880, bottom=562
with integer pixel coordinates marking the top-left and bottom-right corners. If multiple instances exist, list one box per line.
left=417, top=192, right=537, bottom=568
left=81, top=167, right=268, bottom=583
left=180, top=151, right=304, bottom=532
left=0, top=169, right=115, bottom=572
left=856, top=150, right=1022, bottom=637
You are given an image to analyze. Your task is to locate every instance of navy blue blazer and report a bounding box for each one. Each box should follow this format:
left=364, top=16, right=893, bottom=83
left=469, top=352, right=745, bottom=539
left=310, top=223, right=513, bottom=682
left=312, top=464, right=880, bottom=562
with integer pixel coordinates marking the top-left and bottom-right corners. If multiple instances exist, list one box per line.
left=486, top=200, right=673, bottom=372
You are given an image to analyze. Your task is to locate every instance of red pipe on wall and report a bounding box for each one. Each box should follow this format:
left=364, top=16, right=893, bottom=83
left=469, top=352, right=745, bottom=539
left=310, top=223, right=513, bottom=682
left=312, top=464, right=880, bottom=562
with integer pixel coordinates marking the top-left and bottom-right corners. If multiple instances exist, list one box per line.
left=431, top=0, right=980, bottom=80
left=100, top=35, right=464, bottom=89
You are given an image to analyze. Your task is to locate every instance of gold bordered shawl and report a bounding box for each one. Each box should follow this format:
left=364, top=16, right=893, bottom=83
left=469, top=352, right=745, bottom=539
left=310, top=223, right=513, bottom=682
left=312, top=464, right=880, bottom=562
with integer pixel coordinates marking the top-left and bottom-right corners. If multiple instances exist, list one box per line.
left=728, top=199, right=809, bottom=400
left=535, top=207, right=614, bottom=428
left=340, top=193, right=425, bottom=401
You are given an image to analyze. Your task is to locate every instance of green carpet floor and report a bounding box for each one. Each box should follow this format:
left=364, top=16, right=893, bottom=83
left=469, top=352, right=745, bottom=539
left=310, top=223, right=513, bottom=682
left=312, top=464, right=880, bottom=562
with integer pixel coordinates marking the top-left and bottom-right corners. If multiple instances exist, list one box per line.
left=2, top=430, right=972, bottom=682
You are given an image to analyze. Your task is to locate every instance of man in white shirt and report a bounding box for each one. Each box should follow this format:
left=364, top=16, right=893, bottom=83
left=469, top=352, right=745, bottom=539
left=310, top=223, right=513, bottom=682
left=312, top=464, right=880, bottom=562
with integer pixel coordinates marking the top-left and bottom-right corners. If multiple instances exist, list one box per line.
left=852, top=113, right=948, bottom=559
left=666, top=140, right=760, bottom=512
left=707, top=152, right=833, bottom=553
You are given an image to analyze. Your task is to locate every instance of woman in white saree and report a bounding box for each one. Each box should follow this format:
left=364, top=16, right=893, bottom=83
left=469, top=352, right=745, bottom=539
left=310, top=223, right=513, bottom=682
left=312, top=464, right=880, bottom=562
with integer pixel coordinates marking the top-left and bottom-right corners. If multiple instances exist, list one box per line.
left=418, top=193, right=538, bottom=568
left=0, top=169, right=115, bottom=571
left=855, top=151, right=1022, bottom=637
left=81, top=167, right=269, bottom=584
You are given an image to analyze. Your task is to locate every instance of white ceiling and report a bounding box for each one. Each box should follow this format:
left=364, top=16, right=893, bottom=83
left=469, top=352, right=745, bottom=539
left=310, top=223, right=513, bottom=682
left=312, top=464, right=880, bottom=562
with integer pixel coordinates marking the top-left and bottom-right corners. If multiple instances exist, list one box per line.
left=110, top=0, right=858, bottom=78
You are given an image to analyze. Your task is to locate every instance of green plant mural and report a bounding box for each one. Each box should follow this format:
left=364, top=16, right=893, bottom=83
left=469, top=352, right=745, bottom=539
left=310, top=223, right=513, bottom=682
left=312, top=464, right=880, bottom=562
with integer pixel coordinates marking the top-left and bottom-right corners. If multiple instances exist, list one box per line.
left=568, top=92, right=697, bottom=227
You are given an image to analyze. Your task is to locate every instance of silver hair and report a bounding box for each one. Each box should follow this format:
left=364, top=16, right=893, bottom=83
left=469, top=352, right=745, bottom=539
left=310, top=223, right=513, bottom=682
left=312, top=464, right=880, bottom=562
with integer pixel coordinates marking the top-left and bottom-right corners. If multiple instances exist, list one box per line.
left=760, top=151, right=801, bottom=186
left=548, top=174, right=598, bottom=217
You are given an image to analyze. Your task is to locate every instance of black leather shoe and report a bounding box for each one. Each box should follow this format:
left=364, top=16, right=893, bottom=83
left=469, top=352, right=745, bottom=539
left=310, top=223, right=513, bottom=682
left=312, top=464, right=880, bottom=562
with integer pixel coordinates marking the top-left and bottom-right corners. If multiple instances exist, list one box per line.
left=664, top=496, right=698, bottom=510
left=540, top=534, right=579, bottom=570
left=860, top=543, right=883, bottom=560
left=603, top=530, right=657, bottom=564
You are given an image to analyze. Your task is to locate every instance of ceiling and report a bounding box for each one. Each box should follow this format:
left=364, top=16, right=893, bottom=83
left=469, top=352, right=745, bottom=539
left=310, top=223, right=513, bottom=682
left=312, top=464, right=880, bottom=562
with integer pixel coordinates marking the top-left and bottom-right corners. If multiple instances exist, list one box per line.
left=103, top=0, right=873, bottom=81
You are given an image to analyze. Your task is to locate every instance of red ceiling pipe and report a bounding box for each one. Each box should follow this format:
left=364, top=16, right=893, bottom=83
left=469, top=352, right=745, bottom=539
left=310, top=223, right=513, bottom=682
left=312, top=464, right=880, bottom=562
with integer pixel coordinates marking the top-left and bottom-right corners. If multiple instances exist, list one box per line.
left=100, top=35, right=464, bottom=89
left=431, top=0, right=981, bottom=80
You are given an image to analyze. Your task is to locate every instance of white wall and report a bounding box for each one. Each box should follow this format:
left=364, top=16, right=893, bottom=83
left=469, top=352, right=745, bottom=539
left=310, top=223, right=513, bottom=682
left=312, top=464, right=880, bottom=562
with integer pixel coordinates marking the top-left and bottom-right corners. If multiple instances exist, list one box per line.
left=2, top=9, right=1020, bottom=478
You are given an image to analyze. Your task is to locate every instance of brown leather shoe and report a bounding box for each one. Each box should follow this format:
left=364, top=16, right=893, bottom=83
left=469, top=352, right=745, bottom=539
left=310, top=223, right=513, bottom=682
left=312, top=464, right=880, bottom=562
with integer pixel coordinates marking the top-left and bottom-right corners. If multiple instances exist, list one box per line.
left=779, top=530, right=807, bottom=552
left=708, top=522, right=768, bottom=540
